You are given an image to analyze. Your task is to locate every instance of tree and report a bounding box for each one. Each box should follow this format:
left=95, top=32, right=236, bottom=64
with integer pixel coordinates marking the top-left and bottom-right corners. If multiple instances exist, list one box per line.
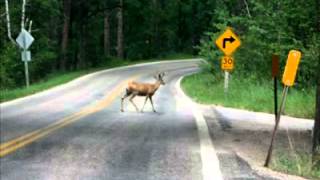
left=60, top=0, right=72, bottom=70
left=117, top=0, right=124, bottom=59
left=104, top=9, right=111, bottom=56
left=314, top=81, right=320, bottom=167
left=4, top=0, right=15, bottom=45
left=313, top=0, right=320, bottom=167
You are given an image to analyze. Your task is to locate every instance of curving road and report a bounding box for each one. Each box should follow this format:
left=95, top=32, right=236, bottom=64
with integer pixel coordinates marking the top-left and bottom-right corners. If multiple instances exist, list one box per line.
left=1, top=59, right=225, bottom=180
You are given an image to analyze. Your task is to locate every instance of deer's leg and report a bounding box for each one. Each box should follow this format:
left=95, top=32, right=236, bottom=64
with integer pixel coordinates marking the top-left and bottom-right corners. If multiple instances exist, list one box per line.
left=140, top=96, right=149, bottom=113
left=129, top=94, right=139, bottom=112
left=149, top=96, right=156, bottom=112
left=121, top=89, right=131, bottom=112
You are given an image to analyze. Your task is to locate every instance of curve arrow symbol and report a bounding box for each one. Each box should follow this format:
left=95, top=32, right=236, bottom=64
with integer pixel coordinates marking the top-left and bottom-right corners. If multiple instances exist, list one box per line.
left=222, top=36, right=235, bottom=48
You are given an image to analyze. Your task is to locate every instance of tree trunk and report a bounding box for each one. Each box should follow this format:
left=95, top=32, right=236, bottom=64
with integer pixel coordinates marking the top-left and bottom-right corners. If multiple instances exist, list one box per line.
left=117, top=0, right=124, bottom=59
left=152, top=0, right=159, bottom=54
left=5, top=0, right=16, bottom=45
left=21, top=0, right=26, bottom=30
left=314, top=83, right=320, bottom=167
left=77, top=23, right=86, bottom=69
left=104, top=10, right=110, bottom=56
left=313, top=0, right=320, bottom=167
left=177, top=0, right=182, bottom=51
left=60, top=0, right=72, bottom=71
left=317, top=0, right=320, bottom=32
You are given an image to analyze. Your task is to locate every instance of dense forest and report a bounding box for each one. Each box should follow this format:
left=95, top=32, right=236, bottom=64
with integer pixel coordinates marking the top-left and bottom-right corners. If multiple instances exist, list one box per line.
left=0, top=0, right=319, bottom=89
left=1, top=0, right=214, bottom=88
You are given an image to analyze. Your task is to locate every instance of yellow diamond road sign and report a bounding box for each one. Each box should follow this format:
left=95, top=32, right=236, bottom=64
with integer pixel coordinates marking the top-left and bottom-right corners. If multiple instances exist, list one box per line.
left=215, top=28, right=241, bottom=55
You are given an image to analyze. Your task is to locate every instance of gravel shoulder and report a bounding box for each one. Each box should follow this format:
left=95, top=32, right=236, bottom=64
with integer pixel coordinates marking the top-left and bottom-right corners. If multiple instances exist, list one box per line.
left=200, top=104, right=313, bottom=180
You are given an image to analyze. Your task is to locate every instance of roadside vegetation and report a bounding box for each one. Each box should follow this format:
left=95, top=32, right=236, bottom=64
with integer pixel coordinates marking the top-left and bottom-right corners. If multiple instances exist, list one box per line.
left=181, top=69, right=315, bottom=119
left=272, top=152, right=320, bottom=179
left=0, top=54, right=194, bottom=102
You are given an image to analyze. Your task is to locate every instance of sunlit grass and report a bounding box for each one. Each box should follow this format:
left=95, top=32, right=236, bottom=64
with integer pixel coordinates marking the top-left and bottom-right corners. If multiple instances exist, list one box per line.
left=181, top=71, right=315, bottom=118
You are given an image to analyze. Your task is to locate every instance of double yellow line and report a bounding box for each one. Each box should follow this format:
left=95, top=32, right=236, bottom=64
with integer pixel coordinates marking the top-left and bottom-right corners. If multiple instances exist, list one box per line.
left=0, top=76, right=137, bottom=158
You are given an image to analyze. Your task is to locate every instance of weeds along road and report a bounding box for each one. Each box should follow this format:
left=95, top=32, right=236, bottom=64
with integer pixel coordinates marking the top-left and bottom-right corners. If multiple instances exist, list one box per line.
left=0, top=59, right=272, bottom=180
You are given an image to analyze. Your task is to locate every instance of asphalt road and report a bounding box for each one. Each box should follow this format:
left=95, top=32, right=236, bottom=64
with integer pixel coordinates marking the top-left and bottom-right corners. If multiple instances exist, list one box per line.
left=0, top=59, right=216, bottom=180
left=1, top=59, right=283, bottom=180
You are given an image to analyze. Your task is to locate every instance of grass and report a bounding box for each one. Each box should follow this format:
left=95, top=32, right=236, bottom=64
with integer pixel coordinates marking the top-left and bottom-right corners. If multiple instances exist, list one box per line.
left=0, top=54, right=196, bottom=103
left=181, top=70, right=315, bottom=119
left=272, top=151, right=320, bottom=179
left=0, top=71, right=86, bottom=102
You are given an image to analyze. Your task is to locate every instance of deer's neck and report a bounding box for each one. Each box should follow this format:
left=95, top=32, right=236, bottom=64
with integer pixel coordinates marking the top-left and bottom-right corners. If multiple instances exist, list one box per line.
left=153, top=81, right=161, bottom=91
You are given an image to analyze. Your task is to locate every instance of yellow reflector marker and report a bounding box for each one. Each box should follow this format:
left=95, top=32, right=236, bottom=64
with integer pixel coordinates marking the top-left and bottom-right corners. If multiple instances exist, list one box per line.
left=282, top=50, right=301, bottom=86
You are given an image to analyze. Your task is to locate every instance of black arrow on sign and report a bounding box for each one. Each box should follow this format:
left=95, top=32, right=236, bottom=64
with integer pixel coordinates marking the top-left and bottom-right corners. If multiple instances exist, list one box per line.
left=223, top=36, right=235, bottom=48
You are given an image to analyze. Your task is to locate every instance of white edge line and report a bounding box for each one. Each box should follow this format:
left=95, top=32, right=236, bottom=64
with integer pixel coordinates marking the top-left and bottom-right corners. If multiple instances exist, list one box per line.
left=175, top=75, right=223, bottom=180
left=1, top=59, right=204, bottom=107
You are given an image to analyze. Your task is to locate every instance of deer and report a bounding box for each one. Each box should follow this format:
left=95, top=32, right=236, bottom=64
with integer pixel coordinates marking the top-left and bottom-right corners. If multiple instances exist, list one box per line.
left=121, top=72, right=166, bottom=113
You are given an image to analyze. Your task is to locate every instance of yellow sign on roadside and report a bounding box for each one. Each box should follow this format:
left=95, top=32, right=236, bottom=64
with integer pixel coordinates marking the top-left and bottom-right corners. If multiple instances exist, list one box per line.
left=215, top=28, right=241, bottom=55
left=221, top=56, right=234, bottom=71
left=282, top=50, right=301, bottom=86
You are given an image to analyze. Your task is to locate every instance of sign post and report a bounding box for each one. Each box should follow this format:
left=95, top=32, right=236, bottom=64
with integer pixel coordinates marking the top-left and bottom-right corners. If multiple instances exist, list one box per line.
left=264, top=50, right=301, bottom=167
left=215, top=27, right=241, bottom=93
left=272, top=55, right=280, bottom=120
left=16, top=29, right=34, bottom=88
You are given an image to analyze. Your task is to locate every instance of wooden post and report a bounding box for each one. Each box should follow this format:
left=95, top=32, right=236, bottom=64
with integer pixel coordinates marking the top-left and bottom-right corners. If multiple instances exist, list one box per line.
left=264, top=86, right=289, bottom=167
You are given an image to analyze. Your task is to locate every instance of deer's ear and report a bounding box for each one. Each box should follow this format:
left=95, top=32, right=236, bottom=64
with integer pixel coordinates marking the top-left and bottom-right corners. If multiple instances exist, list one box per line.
left=159, top=72, right=165, bottom=78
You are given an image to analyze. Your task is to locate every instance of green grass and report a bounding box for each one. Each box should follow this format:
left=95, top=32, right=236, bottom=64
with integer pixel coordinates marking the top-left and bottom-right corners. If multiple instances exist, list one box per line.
left=272, top=152, right=320, bottom=179
left=0, top=71, right=86, bottom=102
left=181, top=70, right=315, bottom=118
left=0, top=54, right=196, bottom=103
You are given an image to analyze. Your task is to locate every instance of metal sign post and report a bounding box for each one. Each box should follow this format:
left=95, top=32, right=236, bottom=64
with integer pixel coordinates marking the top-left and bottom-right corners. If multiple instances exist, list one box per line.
left=264, top=50, right=301, bottom=167
left=16, top=29, right=34, bottom=88
left=23, top=50, right=30, bottom=87
left=224, top=71, right=229, bottom=93
left=272, top=55, right=280, bottom=120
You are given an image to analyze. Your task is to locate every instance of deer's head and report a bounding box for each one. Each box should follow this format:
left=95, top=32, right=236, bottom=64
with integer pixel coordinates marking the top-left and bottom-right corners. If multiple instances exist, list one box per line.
left=154, top=72, right=166, bottom=85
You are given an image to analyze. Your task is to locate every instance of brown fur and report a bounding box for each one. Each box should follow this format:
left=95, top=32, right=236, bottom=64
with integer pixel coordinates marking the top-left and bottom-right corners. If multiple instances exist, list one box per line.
left=121, top=73, right=165, bottom=112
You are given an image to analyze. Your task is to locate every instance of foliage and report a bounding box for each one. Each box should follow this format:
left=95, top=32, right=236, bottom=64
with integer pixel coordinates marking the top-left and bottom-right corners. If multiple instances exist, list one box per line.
left=198, top=0, right=319, bottom=88
left=272, top=151, right=320, bottom=179
left=0, top=0, right=212, bottom=89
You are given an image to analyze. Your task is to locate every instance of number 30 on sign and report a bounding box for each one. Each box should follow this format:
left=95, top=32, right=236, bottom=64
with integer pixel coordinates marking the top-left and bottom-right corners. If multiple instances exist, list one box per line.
left=221, top=56, right=234, bottom=71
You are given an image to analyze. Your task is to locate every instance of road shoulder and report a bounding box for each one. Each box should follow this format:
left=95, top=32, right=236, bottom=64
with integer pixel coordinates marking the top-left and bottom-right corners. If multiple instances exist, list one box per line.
left=177, top=75, right=312, bottom=180
left=175, top=77, right=223, bottom=180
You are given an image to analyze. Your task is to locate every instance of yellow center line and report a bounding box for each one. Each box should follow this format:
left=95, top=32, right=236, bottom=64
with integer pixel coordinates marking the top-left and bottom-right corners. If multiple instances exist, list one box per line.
left=0, top=76, right=138, bottom=158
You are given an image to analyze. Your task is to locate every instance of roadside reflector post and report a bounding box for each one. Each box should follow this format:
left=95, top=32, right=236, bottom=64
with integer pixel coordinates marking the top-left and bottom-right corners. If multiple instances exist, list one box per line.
left=264, top=50, right=301, bottom=167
